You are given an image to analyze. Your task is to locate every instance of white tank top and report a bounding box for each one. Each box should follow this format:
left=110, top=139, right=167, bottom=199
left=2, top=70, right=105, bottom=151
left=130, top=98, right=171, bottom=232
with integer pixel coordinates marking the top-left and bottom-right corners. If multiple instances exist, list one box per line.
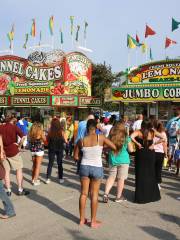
left=81, top=135, right=103, bottom=167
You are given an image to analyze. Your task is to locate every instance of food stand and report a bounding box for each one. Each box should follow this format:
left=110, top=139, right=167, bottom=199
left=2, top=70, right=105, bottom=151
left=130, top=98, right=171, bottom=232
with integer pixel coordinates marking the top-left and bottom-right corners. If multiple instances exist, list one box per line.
left=110, top=60, right=180, bottom=122
left=0, top=51, right=101, bottom=121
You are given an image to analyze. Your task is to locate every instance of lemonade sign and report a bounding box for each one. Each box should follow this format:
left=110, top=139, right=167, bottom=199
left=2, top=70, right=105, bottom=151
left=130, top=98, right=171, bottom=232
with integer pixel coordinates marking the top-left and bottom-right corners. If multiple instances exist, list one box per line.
left=128, top=60, right=180, bottom=84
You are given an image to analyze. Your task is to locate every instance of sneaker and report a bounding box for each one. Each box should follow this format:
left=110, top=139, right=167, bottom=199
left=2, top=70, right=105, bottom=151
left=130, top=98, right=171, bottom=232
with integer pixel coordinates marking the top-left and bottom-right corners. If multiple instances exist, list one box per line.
left=168, top=167, right=173, bottom=172
left=6, top=191, right=12, bottom=197
left=17, top=189, right=30, bottom=196
left=158, top=184, right=161, bottom=190
left=59, top=179, right=64, bottom=184
left=115, top=196, right=127, bottom=203
left=45, top=179, right=51, bottom=184
left=33, top=180, right=41, bottom=186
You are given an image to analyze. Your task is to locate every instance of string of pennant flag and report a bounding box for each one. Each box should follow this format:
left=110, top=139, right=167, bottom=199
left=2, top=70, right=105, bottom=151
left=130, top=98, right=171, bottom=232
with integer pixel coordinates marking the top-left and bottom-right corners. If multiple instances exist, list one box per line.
left=127, top=17, right=179, bottom=61
left=5, top=16, right=88, bottom=50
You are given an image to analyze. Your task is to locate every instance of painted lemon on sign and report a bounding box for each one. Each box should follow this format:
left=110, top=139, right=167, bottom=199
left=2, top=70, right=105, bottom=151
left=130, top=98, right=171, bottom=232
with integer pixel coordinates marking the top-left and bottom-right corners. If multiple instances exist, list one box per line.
left=130, top=74, right=142, bottom=83
left=162, top=68, right=169, bottom=76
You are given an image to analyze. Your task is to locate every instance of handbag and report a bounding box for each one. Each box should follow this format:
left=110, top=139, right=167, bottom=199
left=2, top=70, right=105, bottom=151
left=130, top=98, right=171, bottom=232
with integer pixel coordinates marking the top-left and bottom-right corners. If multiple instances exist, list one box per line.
left=0, top=162, right=5, bottom=179
left=163, top=157, right=168, bottom=167
left=174, top=149, right=180, bottom=161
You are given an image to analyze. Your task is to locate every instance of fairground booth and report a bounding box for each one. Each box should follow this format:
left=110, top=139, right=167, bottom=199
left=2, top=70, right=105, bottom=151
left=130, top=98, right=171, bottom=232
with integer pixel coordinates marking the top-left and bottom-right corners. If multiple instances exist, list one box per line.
left=0, top=51, right=101, bottom=122
left=109, top=60, right=180, bottom=123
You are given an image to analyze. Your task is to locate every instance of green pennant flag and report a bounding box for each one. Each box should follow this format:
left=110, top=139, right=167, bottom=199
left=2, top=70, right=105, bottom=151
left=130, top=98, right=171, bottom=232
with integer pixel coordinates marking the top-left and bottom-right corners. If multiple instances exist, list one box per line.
left=84, top=21, right=88, bottom=39
left=150, top=48, right=153, bottom=60
left=172, top=18, right=180, bottom=31
left=75, top=25, right=80, bottom=42
left=60, top=29, right=63, bottom=44
left=23, top=33, right=29, bottom=49
left=127, top=34, right=141, bottom=49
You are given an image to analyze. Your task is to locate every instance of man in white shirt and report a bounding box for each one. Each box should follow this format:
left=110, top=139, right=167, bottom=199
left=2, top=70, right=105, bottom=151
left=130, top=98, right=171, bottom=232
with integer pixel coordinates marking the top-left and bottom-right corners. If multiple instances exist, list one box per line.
left=132, top=114, right=143, bottom=131
left=102, top=118, right=113, bottom=137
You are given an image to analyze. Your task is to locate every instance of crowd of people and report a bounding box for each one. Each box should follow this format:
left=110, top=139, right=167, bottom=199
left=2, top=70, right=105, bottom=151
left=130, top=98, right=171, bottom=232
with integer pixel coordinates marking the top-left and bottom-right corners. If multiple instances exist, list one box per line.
left=0, top=107, right=179, bottom=228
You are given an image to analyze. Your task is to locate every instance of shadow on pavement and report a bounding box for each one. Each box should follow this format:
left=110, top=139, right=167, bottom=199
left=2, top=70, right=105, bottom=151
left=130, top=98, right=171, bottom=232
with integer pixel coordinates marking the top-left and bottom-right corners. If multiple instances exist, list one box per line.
left=139, top=226, right=177, bottom=240
left=25, top=188, right=79, bottom=224
left=158, top=212, right=180, bottom=226
left=65, top=229, right=96, bottom=240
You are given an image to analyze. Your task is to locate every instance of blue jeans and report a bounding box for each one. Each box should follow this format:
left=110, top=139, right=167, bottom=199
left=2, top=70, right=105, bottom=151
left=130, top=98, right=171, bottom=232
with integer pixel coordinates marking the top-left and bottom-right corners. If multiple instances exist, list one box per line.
left=0, top=180, right=15, bottom=216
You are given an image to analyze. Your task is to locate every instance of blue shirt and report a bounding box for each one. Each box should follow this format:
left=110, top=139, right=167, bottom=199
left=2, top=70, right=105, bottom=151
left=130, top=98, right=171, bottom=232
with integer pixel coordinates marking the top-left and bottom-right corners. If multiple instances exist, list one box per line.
left=166, top=117, right=180, bottom=144
left=75, top=120, right=87, bottom=144
left=16, top=119, right=28, bottom=135
left=109, top=137, right=131, bottom=165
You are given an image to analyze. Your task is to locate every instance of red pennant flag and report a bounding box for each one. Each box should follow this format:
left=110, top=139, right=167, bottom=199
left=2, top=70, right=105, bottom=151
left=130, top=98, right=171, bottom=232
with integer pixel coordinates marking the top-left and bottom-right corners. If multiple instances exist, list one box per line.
left=136, top=34, right=140, bottom=43
left=145, top=25, right=156, bottom=38
left=165, top=37, right=177, bottom=48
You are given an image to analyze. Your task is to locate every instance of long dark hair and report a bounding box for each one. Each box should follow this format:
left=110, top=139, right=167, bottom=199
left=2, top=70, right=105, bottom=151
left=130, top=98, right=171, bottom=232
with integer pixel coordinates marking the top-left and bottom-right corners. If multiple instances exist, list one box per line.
left=153, top=120, right=165, bottom=133
left=141, top=119, right=154, bottom=147
left=48, top=118, right=63, bottom=138
left=86, top=119, right=97, bottom=133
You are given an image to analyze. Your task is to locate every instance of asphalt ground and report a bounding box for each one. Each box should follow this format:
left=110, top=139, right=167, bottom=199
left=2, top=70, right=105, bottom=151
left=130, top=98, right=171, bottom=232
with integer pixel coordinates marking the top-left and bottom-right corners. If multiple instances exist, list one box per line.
left=0, top=150, right=180, bottom=240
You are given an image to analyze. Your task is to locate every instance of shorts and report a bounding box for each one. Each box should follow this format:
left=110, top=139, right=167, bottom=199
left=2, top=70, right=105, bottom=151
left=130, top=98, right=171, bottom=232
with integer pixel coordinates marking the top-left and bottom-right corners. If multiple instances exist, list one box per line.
left=109, top=164, right=129, bottom=180
left=3, top=152, right=23, bottom=171
left=31, top=151, right=44, bottom=157
left=80, top=165, right=103, bottom=179
left=169, top=144, right=175, bottom=157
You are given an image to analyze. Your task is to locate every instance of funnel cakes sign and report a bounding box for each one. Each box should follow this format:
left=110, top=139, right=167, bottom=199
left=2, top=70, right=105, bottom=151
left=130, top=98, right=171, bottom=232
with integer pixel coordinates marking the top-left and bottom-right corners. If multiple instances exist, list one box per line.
left=0, top=52, right=92, bottom=97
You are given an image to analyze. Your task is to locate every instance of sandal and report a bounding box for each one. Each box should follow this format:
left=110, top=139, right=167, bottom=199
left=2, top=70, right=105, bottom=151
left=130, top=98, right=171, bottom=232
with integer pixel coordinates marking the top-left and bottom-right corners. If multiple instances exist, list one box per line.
left=103, top=194, right=109, bottom=203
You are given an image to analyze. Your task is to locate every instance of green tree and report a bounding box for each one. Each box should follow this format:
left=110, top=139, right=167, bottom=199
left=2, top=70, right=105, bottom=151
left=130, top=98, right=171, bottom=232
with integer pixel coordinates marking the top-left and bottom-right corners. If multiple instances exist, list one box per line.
left=92, top=63, right=119, bottom=111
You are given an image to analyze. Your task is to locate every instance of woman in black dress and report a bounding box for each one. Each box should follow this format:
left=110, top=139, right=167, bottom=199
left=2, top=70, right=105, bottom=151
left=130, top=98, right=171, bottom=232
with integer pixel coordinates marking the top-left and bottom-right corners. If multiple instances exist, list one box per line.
left=131, top=120, right=164, bottom=204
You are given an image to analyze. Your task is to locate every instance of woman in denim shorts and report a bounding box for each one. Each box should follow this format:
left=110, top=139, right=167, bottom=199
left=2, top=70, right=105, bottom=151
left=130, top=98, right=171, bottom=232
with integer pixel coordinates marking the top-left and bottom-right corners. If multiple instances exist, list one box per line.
left=74, top=119, right=116, bottom=228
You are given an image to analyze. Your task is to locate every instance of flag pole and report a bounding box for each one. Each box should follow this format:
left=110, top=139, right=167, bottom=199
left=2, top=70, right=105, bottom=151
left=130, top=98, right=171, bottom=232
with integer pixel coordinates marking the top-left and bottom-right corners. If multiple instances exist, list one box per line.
left=71, top=35, right=74, bottom=50
left=11, top=40, right=14, bottom=54
left=135, top=47, right=138, bottom=66
left=51, top=35, right=54, bottom=49
left=127, top=48, right=130, bottom=71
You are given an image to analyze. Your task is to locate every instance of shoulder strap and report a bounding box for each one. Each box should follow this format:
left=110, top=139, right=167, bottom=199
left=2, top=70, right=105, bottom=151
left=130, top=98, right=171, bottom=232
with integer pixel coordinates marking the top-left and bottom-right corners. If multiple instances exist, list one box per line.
left=97, top=134, right=99, bottom=145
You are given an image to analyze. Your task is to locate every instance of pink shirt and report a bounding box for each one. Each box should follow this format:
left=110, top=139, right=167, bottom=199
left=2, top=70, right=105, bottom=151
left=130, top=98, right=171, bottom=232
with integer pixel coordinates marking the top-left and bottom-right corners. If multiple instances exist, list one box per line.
left=154, top=132, right=167, bottom=153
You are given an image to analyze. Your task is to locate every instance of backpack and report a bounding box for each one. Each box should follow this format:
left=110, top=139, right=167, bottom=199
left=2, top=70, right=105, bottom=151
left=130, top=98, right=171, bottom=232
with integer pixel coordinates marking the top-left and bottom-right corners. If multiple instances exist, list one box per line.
left=168, top=117, right=180, bottom=137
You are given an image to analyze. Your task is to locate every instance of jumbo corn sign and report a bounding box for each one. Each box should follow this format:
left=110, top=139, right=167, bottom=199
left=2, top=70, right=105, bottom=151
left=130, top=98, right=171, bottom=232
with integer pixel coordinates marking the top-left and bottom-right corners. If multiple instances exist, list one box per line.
left=112, top=60, right=180, bottom=102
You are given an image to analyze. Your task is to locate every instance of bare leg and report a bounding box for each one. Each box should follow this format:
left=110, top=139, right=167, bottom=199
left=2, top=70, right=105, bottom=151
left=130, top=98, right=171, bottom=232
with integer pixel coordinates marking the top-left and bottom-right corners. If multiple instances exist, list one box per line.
left=79, top=177, right=90, bottom=225
left=90, top=179, right=101, bottom=228
left=116, top=178, right=125, bottom=199
left=16, top=168, right=23, bottom=189
left=32, top=156, right=36, bottom=181
left=104, top=176, right=116, bottom=195
left=33, top=156, right=43, bottom=181
left=4, top=169, right=11, bottom=190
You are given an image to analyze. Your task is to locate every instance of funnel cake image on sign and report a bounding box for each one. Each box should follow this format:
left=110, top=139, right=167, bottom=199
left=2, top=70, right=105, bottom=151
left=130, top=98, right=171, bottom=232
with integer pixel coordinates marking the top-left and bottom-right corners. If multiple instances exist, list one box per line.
left=0, top=73, right=11, bottom=95
left=64, top=52, right=92, bottom=96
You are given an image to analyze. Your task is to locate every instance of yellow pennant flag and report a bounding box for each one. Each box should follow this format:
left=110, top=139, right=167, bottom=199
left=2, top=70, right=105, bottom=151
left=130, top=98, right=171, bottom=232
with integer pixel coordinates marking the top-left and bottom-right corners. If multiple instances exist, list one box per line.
left=128, top=38, right=136, bottom=49
left=141, top=43, right=148, bottom=53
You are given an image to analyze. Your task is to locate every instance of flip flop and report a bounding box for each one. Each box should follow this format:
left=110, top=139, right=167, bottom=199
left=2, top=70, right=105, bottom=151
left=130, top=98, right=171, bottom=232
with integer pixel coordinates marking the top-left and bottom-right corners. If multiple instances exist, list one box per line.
left=0, top=214, right=16, bottom=219
left=79, top=218, right=89, bottom=226
left=103, top=194, right=109, bottom=203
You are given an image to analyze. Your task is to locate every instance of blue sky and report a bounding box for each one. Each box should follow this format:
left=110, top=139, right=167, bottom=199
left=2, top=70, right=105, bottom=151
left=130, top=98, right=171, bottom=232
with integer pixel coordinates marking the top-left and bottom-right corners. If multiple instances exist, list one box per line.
left=0, top=0, right=180, bottom=72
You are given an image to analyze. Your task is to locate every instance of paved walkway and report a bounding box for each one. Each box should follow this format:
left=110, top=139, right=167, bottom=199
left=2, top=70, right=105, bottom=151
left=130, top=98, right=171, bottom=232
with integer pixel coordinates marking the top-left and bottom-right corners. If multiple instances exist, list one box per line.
left=0, top=150, right=180, bottom=240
